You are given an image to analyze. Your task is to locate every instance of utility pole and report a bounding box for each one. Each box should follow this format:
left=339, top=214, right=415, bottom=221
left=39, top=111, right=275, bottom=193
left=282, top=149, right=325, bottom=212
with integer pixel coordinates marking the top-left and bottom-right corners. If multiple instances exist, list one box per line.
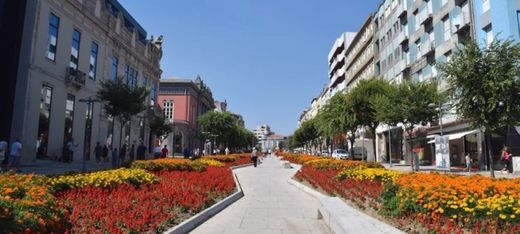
left=79, top=97, right=100, bottom=172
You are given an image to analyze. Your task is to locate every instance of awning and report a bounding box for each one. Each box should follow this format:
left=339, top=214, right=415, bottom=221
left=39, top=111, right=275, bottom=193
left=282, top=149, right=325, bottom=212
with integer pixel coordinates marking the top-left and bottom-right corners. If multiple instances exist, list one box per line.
left=427, top=130, right=479, bottom=144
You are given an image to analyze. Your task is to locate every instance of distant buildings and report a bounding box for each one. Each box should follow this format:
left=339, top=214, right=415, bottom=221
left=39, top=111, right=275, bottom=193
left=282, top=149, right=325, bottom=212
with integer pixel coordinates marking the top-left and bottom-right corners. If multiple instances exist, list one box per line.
left=298, top=0, right=520, bottom=169
left=214, top=100, right=245, bottom=127
left=253, top=124, right=287, bottom=151
left=1, top=0, right=162, bottom=163
left=158, top=77, right=214, bottom=154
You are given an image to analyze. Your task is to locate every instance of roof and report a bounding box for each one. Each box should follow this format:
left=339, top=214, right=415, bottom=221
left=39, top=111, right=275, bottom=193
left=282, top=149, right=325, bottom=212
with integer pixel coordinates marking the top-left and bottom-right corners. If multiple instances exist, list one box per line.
left=106, top=0, right=147, bottom=40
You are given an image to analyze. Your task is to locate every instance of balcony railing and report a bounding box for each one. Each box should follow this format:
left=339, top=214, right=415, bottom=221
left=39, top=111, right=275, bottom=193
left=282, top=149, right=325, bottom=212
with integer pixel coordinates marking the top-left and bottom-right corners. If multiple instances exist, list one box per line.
left=419, top=7, right=433, bottom=25
left=65, top=67, right=86, bottom=89
left=452, top=11, right=471, bottom=33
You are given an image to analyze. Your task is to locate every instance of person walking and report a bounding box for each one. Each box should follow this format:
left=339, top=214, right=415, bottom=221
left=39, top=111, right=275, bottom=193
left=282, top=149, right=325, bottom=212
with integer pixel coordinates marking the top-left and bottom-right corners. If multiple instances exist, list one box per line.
left=0, top=141, right=8, bottom=171
left=102, top=144, right=109, bottom=163
left=183, top=145, right=190, bottom=159
left=136, top=142, right=147, bottom=160
left=129, top=143, right=135, bottom=162
left=225, top=147, right=230, bottom=155
left=464, top=154, right=472, bottom=172
left=119, top=144, right=127, bottom=165
left=66, top=138, right=78, bottom=163
left=94, top=142, right=102, bottom=163
left=153, top=144, right=162, bottom=159
left=251, top=147, right=258, bottom=167
left=501, top=145, right=512, bottom=173
left=8, top=139, right=22, bottom=172
left=161, top=145, right=169, bottom=158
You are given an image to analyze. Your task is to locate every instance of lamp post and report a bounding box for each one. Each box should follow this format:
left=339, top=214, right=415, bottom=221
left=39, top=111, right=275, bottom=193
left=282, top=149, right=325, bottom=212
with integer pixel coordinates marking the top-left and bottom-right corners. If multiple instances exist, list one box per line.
left=78, top=96, right=100, bottom=172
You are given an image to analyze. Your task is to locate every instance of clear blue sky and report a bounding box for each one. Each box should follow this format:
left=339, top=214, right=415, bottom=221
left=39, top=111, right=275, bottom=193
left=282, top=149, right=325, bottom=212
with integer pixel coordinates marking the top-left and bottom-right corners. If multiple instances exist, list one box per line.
left=120, top=0, right=381, bottom=135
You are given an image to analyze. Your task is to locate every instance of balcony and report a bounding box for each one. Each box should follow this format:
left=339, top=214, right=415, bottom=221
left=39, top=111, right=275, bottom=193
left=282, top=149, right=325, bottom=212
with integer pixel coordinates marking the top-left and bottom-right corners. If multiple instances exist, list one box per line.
left=396, top=31, right=409, bottom=46
left=419, top=39, right=435, bottom=57
left=419, top=7, right=433, bottom=25
left=65, top=67, right=86, bottom=89
left=452, top=11, right=471, bottom=33
left=396, top=3, right=408, bottom=19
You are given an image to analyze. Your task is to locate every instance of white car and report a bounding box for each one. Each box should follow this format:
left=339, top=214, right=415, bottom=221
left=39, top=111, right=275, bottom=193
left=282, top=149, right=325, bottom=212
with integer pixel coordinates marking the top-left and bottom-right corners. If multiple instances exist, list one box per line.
left=332, top=149, right=350, bottom=160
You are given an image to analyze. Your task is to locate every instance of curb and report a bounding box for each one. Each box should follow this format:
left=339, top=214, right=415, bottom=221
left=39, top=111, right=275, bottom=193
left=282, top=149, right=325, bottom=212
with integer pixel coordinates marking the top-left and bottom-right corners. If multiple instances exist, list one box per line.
left=288, top=173, right=403, bottom=234
left=163, top=164, right=251, bottom=234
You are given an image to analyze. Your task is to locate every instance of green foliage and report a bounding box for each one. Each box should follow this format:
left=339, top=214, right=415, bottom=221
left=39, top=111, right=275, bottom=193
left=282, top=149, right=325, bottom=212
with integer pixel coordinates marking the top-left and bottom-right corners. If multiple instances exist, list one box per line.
left=198, top=111, right=256, bottom=148
left=438, top=39, right=520, bottom=132
left=97, top=78, right=149, bottom=124
left=347, top=79, right=391, bottom=130
left=149, top=114, right=173, bottom=138
left=293, top=118, right=319, bottom=147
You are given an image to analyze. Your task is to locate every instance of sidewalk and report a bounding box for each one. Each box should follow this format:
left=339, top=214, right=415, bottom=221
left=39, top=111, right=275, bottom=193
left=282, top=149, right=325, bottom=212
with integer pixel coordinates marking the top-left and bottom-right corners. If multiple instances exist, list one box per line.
left=191, top=155, right=331, bottom=234
left=382, top=163, right=519, bottom=179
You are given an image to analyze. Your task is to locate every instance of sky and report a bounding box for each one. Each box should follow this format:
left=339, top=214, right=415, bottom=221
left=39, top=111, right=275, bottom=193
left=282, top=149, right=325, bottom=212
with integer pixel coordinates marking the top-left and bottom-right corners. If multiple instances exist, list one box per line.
left=120, top=0, right=381, bottom=135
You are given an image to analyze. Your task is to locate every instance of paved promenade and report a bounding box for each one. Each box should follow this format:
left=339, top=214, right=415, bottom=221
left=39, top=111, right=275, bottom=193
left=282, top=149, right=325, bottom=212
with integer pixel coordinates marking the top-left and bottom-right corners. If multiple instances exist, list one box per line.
left=191, top=155, right=331, bottom=234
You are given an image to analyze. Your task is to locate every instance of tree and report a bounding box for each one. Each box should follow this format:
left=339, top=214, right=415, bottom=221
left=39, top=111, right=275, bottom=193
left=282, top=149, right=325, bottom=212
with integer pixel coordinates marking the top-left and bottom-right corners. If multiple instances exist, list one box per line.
left=293, top=119, right=319, bottom=150
left=198, top=111, right=254, bottom=150
left=317, top=93, right=360, bottom=159
left=347, top=78, right=391, bottom=161
left=374, top=80, right=442, bottom=165
left=149, top=114, right=173, bottom=139
left=97, top=78, right=149, bottom=154
left=438, top=39, right=520, bottom=177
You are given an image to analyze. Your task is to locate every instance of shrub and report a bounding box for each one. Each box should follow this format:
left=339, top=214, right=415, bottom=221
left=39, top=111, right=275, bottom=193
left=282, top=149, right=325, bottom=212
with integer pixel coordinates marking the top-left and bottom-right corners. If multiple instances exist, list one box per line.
left=131, top=159, right=206, bottom=172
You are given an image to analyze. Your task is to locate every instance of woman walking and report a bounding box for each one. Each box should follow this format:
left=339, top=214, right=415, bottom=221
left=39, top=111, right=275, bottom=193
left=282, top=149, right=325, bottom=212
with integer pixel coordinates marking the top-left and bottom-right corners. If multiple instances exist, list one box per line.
left=501, top=145, right=512, bottom=173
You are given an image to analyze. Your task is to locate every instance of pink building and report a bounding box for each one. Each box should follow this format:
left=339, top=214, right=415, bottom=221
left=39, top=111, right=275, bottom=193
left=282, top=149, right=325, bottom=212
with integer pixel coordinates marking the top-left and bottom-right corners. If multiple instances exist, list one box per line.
left=158, top=77, right=214, bottom=154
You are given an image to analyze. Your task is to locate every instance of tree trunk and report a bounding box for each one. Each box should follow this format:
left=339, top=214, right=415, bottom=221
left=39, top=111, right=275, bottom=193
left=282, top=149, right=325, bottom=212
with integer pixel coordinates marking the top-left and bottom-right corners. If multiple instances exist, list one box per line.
left=485, top=131, right=495, bottom=178
left=349, top=133, right=355, bottom=160
left=370, top=126, right=377, bottom=162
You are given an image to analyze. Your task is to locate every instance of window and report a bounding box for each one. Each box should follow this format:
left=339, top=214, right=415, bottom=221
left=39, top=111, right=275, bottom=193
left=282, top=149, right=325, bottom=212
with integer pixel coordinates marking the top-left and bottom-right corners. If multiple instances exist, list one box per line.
left=163, top=100, right=174, bottom=122
left=124, top=65, right=138, bottom=89
left=37, top=85, right=53, bottom=157
left=64, top=94, right=75, bottom=145
left=111, top=57, right=118, bottom=81
left=151, top=82, right=157, bottom=106
left=485, top=25, right=493, bottom=45
left=47, top=13, right=60, bottom=61
left=414, top=10, right=419, bottom=31
left=70, top=29, right=81, bottom=69
left=443, top=16, right=451, bottom=41
left=89, top=42, right=98, bottom=79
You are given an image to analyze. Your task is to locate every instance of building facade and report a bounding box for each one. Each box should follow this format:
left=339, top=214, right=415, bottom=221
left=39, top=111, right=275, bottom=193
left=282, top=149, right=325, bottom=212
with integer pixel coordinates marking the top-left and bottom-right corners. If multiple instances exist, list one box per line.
left=7, top=0, right=162, bottom=163
left=344, top=15, right=376, bottom=91
left=158, top=77, right=215, bottom=154
left=328, top=32, right=357, bottom=95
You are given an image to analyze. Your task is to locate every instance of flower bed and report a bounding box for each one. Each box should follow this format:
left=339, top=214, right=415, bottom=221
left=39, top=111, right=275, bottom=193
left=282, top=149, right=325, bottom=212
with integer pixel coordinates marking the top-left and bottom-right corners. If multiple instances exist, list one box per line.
left=0, top=155, right=252, bottom=233
left=203, top=154, right=252, bottom=167
left=0, top=173, right=64, bottom=233
left=131, top=158, right=206, bottom=172
left=57, top=167, right=235, bottom=233
left=289, top=153, right=520, bottom=233
left=49, top=168, right=158, bottom=192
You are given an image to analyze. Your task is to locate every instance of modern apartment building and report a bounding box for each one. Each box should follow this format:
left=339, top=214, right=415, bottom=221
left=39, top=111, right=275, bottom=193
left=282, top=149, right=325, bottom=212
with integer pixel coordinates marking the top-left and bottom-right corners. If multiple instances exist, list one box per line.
left=328, top=32, right=357, bottom=95
left=158, top=77, right=215, bottom=154
left=6, top=0, right=163, bottom=163
left=345, top=15, right=376, bottom=91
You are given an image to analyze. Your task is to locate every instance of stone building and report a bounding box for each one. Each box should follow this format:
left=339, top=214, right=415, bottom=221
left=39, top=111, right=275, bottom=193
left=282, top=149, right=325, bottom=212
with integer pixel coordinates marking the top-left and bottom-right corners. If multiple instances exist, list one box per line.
left=4, top=0, right=162, bottom=163
left=158, top=77, right=215, bottom=154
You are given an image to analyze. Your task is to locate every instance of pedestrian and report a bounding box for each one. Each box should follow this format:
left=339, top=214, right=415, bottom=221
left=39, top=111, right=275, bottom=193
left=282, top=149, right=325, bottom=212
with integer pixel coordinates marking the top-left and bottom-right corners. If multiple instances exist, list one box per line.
left=8, top=139, right=22, bottom=172
left=94, top=142, right=102, bottom=163
left=161, top=145, right=168, bottom=158
left=136, top=142, right=147, bottom=160
left=0, top=140, right=8, bottom=171
left=183, top=144, right=190, bottom=159
left=120, top=144, right=127, bottom=164
left=465, top=154, right=472, bottom=172
left=251, top=147, right=258, bottom=167
left=66, top=138, right=78, bottom=163
left=102, top=144, right=109, bottom=163
left=129, top=143, right=135, bottom=162
left=225, top=147, right=230, bottom=155
left=501, top=145, right=512, bottom=173
left=153, top=144, right=162, bottom=159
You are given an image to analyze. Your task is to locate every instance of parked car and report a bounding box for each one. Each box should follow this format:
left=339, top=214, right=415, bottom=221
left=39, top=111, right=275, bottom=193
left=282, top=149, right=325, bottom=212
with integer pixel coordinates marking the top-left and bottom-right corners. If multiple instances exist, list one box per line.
left=320, top=150, right=330, bottom=156
left=332, top=149, right=350, bottom=160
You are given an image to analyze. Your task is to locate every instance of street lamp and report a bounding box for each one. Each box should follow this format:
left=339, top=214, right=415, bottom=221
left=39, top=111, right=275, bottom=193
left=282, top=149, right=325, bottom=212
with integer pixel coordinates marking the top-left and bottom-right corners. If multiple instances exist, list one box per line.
left=78, top=96, right=101, bottom=172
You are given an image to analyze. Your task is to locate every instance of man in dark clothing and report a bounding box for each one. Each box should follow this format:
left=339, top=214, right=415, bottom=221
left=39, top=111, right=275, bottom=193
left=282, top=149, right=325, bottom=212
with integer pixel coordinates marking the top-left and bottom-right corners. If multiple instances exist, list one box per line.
left=183, top=144, right=190, bottom=159
left=136, top=142, right=147, bottom=160
left=94, top=142, right=102, bottom=163
left=102, top=145, right=109, bottom=163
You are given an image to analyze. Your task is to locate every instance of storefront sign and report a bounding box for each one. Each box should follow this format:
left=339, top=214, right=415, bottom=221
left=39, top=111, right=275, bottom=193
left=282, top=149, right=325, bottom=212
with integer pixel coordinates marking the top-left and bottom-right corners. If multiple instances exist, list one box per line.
left=435, top=136, right=450, bottom=171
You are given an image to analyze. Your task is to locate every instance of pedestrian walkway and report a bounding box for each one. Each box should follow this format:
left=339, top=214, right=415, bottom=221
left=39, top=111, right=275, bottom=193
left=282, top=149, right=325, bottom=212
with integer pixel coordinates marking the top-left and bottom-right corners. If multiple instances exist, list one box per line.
left=191, top=155, right=331, bottom=234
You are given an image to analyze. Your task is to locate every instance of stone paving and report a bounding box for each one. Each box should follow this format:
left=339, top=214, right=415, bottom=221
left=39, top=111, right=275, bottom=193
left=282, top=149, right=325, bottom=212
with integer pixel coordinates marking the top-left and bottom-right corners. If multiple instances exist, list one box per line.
left=191, top=155, right=332, bottom=234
